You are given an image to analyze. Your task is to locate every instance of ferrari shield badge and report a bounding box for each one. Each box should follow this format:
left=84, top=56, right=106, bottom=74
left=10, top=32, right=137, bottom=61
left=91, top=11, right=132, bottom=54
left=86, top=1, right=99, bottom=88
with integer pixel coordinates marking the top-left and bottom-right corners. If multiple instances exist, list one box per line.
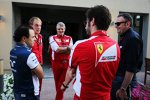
left=97, top=44, right=103, bottom=54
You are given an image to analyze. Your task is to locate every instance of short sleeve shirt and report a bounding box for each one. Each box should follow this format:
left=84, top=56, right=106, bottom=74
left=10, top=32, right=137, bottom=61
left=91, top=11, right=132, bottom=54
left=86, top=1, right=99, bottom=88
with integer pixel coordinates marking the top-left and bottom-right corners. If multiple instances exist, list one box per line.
left=10, top=43, right=39, bottom=94
left=70, top=30, right=120, bottom=98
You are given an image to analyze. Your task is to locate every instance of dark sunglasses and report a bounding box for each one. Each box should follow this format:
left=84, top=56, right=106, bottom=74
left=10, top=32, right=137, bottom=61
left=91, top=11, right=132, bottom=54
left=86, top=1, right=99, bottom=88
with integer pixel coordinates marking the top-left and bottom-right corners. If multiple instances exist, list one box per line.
left=115, top=21, right=127, bottom=26
left=57, top=28, right=64, bottom=31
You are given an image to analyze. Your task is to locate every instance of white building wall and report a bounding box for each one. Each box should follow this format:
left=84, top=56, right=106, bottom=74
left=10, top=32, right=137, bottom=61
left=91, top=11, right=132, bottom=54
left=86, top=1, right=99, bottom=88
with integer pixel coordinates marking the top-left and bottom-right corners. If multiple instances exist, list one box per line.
left=0, top=0, right=13, bottom=70
left=0, top=0, right=150, bottom=70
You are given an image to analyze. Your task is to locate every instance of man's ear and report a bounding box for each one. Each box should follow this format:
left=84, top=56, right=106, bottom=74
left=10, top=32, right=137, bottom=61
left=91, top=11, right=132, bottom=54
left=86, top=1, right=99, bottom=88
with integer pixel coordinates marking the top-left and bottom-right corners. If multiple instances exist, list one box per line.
left=21, top=36, right=26, bottom=42
left=91, top=18, right=95, bottom=26
left=126, top=21, right=130, bottom=26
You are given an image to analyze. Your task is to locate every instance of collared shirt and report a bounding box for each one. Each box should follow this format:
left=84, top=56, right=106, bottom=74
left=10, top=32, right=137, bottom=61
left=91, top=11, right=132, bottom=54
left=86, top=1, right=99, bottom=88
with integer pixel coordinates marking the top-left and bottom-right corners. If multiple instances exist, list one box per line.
left=10, top=43, right=40, bottom=95
left=49, top=34, right=73, bottom=61
left=117, top=28, right=143, bottom=76
left=32, top=34, right=43, bottom=64
left=70, top=30, right=120, bottom=99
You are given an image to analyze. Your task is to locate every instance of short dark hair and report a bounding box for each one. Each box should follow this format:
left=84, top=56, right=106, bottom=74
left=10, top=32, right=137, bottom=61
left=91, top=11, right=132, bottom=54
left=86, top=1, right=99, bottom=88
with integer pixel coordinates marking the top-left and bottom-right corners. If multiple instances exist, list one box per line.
left=118, top=13, right=133, bottom=26
left=85, top=5, right=111, bottom=30
left=13, top=26, right=33, bottom=42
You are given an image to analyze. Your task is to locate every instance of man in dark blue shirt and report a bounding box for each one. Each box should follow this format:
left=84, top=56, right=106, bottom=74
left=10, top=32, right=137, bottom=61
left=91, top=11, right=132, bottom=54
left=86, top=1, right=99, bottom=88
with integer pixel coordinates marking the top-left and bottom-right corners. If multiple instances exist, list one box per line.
left=10, top=26, right=44, bottom=100
left=111, top=13, right=143, bottom=100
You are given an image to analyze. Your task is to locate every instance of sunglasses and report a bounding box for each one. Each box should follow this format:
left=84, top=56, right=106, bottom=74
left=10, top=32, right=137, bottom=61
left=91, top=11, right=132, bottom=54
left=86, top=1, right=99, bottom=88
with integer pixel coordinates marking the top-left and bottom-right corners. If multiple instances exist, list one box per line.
left=57, top=28, right=64, bottom=31
left=115, top=21, right=127, bottom=26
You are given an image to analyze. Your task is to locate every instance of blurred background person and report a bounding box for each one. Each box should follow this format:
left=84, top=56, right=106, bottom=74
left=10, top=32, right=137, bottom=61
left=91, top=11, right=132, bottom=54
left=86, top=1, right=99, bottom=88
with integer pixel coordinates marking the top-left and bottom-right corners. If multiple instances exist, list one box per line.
left=49, top=22, right=73, bottom=100
left=29, top=17, right=43, bottom=94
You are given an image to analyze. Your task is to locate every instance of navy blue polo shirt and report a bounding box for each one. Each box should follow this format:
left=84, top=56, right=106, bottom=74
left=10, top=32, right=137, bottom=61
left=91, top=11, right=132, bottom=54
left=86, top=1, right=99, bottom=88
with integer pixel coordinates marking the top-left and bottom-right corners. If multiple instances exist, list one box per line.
left=117, top=28, right=143, bottom=76
left=10, top=43, right=39, bottom=94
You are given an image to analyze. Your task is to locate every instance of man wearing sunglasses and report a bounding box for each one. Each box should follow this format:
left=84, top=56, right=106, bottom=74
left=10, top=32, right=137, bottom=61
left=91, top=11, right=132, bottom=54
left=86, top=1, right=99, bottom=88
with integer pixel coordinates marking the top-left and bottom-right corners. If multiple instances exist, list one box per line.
left=111, top=13, right=143, bottom=100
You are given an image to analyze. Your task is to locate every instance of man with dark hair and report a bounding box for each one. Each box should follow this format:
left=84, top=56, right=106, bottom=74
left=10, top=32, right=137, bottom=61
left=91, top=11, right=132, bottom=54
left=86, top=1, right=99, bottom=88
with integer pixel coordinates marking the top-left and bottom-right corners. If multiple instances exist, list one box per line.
left=10, top=26, right=44, bottom=100
left=61, top=5, right=120, bottom=100
left=111, top=13, right=143, bottom=100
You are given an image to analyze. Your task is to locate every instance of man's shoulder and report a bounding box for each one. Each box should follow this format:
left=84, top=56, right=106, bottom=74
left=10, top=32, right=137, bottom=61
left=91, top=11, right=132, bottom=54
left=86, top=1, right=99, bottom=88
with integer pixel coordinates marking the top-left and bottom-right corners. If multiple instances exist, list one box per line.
left=18, top=46, right=32, bottom=56
left=74, top=39, right=91, bottom=48
left=10, top=46, right=32, bottom=60
left=126, top=29, right=142, bottom=42
left=127, top=28, right=139, bottom=37
left=51, top=35, right=57, bottom=38
left=49, top=35, right=57, bottom=40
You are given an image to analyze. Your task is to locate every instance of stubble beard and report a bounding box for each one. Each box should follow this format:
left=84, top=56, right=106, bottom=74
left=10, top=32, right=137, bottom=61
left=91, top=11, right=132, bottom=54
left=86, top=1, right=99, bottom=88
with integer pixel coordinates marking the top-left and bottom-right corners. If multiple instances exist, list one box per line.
left=86, top=27, right=91, bottom=38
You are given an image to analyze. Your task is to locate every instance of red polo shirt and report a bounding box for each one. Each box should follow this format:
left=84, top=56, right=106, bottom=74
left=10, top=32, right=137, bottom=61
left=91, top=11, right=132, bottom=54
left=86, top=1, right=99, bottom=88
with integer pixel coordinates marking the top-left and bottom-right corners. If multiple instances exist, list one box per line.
left=70, top=30, right=120, bottom=99
left=49, top=34, right=73, bottom=62
left=32, top=34, right=43, bottom=64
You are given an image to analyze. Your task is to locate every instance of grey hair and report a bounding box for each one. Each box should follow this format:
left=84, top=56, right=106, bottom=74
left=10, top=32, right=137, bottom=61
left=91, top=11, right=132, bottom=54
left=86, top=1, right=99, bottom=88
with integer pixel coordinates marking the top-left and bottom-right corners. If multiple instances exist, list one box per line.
left=56, top=22, right=66, bottom=29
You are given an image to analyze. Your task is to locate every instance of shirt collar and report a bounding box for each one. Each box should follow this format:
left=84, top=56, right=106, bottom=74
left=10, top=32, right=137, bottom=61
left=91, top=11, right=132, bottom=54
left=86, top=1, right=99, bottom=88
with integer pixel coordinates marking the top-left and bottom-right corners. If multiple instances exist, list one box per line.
left=16, top=43, right=25, bottom=46
left=120, top=28, right=132, bottom=37
left=57, top=34, right=64, bottom=38
left=16, top=43, right=31, bottom=49
left=90, top=30, right=107, bottom=37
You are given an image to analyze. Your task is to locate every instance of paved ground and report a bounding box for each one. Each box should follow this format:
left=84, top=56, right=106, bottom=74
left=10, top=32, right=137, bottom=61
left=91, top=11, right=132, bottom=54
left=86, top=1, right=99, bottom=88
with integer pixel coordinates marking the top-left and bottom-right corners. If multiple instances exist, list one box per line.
left=40, top=65, right=150, bottom=100
left=40, top=66, right=74, bottom=100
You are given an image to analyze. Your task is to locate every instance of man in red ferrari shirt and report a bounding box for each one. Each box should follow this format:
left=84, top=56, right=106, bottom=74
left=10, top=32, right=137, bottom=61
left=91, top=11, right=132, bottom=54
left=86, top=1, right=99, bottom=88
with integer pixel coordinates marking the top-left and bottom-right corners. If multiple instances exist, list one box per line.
left=29, top=17, right=43, bottom=93
left=49, top=22, right=73, bottom=100
left=61, top=5, right=120, bottom=100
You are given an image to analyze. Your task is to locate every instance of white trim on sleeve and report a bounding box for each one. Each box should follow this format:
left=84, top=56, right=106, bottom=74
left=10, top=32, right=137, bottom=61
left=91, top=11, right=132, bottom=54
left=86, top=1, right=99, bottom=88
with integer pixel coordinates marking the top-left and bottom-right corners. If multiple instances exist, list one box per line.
left=49, top=36, right=59, bottom=51
left=27, top=53, right=39, bottom=69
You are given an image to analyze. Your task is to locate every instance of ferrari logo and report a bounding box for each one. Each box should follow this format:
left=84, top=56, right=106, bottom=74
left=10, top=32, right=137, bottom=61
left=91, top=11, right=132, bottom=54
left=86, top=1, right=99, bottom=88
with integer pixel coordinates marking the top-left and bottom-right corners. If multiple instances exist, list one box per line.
left=65, top=39, right=69, bottom=42
left=97, top=44, right=103, bottom=54
left=55, top=39, right=61, bottom=42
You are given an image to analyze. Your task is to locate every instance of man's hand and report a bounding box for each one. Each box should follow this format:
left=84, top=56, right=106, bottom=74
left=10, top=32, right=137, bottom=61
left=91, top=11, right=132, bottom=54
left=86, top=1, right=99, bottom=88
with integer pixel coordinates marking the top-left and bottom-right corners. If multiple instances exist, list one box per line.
left=61, top=83, right=68, bottom=91
left=61, top=67, right=76, bottom=91
left=116, top=88, right=128, bottom=100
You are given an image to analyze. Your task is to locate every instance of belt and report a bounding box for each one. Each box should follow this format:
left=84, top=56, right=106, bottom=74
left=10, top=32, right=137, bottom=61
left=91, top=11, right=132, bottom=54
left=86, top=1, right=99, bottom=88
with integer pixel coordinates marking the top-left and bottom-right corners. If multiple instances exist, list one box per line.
left=62, top=60, right=67, bottom=63
left=53, top=59, right=68, bottom=63
left=15, top=93, right=35, bottom=97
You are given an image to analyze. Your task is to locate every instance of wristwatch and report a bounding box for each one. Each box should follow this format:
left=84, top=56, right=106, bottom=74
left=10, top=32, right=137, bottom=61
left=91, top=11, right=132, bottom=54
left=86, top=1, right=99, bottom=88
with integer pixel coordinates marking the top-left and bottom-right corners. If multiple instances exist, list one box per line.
left=62, top=83, right=68, bottom=88
left=120, top=87, right=126, bottom=91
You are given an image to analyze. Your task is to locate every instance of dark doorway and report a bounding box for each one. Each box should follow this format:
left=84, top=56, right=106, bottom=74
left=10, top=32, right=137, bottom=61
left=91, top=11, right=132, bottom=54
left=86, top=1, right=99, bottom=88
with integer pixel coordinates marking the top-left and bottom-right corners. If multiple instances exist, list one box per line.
left=13, top=2, right=88, bottom=66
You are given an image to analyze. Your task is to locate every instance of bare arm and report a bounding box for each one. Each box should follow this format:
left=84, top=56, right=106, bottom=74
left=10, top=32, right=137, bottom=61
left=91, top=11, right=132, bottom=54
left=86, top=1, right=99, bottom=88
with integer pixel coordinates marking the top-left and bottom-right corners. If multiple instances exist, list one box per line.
left=121, top=71, right=134, bottom=89
left=61, top=67, right=76, bottom=91
left=116, top=71, right=134, bottom=100
left=47, top=45, right=51, bottom=53
left=32, top=64, right=44, bottom=79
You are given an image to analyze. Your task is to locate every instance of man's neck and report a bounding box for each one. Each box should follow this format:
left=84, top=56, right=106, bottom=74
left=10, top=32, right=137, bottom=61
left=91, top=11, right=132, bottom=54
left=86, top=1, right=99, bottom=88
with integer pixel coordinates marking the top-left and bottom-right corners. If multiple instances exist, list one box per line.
left=35, top=33, right=39, bottom=38
left=18, top=41, right=27, bottom=46
left=91, top=26, right=98, bottom=35
left=57, top=34, right=64, bottom=38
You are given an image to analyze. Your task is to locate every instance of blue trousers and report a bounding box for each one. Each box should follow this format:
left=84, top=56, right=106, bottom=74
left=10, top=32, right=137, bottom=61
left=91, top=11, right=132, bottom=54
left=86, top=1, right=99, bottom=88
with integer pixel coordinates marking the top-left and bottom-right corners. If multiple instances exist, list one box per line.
left=14, top=93, right=39, bottom=100
left=111, top=75, right=137, bottom=100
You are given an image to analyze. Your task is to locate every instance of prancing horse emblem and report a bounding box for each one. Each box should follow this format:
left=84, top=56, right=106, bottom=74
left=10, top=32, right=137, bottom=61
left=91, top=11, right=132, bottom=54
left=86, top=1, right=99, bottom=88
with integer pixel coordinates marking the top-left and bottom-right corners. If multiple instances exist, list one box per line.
left=97, top=44, right=103, bottom=54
